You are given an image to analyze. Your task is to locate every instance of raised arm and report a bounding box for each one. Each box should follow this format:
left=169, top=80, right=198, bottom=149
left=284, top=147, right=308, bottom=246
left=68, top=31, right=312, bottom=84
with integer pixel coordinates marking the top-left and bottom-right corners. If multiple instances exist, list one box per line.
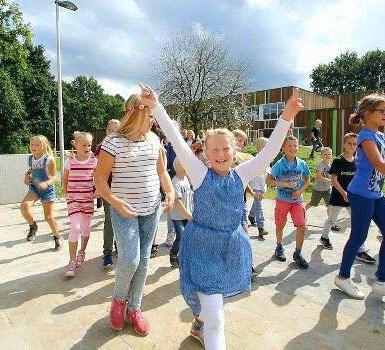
left=236, top=89, right=303, bottom=187
left=141, top=85, right=207, bottom=190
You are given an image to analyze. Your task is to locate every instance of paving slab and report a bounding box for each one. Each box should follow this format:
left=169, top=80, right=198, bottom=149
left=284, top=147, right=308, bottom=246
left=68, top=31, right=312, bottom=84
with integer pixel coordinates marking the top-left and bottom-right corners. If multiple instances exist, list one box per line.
left=0, top=199, right=384, bottom=349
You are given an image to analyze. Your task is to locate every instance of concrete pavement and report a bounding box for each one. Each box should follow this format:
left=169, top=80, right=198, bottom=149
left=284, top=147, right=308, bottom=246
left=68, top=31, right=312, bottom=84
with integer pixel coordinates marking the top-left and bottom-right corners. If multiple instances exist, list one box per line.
left=0, top=199, right=384, bottom=349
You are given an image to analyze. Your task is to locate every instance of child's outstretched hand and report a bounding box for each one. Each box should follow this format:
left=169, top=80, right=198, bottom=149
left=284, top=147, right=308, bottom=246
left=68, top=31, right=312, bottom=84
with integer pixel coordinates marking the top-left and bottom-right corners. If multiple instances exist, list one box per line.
left=281, top=88, right=303, bottom=121
left=139, top=83, right=159, bottom=109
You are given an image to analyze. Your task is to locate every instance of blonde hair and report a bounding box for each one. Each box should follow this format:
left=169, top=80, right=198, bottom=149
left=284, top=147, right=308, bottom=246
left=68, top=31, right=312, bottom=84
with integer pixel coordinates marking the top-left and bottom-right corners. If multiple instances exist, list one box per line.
left=321, top=147, right=332, bottom=155
left=232, top=129, right=248, bottom=143
left=173, top=157, right=185, bottom=175
left=119, top=93, right=152, bottom=140
left=187, top=130, right=195, bottom=140
left=350, top=93, right=385, bottom=125
left=70, top=131, right=93, bottom=156
left=254, top=137, right=268, bottom=154
left=107, top=119, right=121, bottom=127
left=30, top=135, right=53, bottom=156
left=205, top=128, right=235, bottom=148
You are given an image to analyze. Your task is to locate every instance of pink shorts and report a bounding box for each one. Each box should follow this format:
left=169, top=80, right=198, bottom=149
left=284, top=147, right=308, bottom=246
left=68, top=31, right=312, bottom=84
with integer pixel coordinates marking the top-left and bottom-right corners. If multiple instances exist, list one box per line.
left=275, top=199, right=306, bottom=228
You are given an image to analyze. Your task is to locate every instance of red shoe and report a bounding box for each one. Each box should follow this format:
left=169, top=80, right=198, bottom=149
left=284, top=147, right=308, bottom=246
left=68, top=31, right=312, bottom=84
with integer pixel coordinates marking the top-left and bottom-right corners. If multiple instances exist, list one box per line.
left=125, top=309, right=150, bottom=336
left=109, top=298, right=126, bottom=331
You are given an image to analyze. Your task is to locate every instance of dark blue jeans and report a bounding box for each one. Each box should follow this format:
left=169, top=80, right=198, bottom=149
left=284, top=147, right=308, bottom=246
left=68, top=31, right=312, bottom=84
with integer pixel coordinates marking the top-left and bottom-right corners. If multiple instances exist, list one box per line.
left=340, top=192, right=385, bottom=281
left=170, top=219, right=188, bottom=256
left=310, top=139, right=323, bottom=158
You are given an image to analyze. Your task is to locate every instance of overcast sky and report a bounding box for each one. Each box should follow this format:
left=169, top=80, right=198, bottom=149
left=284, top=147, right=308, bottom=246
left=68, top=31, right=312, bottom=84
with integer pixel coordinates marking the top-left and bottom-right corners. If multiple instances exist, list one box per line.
left=17, top=0, right=385, bottom=99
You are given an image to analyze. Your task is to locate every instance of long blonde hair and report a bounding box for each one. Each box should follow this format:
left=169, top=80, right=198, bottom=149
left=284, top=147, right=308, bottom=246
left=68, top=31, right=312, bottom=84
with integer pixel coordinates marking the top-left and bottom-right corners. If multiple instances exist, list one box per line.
left=119, top=94, right=152, bottom=140
left=30, top=135, right=53, bottom=156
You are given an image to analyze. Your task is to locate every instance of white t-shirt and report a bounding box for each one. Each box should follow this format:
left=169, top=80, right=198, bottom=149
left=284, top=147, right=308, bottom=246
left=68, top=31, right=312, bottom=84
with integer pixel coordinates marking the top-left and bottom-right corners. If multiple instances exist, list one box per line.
left=249, top=167, right=270, bottom=192
left=101, top=133, right=161, bottom=216
left=170, top=175, right=193, bottom=220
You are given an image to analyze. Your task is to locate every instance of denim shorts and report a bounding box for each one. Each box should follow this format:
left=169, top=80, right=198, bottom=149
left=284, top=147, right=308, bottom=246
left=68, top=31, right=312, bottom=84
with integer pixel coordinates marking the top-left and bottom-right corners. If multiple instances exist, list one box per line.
left=29, top=185, right=56, bottom=202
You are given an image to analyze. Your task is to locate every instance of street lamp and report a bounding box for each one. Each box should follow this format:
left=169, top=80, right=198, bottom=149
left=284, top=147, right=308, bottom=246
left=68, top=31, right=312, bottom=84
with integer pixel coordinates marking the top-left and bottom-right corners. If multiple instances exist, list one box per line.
left=55, top=0, right=78, bottom=179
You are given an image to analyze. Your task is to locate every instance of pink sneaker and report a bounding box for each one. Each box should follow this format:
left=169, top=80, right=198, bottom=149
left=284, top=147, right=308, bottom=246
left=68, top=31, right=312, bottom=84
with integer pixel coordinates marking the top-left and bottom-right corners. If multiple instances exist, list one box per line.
left=125, top=309, right=150, bottom=336
left=75, top=250, right=86, bottom=268
left=110, top=298, right=126, bottom=331
left=64, top=260, right=77, bottom=277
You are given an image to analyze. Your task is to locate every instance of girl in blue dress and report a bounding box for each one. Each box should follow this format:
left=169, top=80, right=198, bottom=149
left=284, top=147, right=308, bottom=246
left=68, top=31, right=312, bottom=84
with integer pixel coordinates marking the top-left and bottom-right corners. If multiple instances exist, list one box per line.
left=140, top=84, right=303, bottom=349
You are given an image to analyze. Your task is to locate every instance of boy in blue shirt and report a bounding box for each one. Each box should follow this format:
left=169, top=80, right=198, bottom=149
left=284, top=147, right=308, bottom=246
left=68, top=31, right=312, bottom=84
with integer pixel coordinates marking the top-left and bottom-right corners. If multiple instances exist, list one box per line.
left=267, top=136, right=310, bottom=268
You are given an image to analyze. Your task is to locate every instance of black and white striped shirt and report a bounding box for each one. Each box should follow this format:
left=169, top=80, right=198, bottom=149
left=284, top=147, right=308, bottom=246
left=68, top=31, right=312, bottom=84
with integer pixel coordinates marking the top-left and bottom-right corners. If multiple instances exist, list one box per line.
left=101, top=133, right=161, bottom=216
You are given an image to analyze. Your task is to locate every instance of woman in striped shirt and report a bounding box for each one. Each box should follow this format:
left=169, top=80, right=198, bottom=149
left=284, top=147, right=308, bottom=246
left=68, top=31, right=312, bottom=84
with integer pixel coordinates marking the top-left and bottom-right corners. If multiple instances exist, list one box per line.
left=95, top=94, right=174, bottom=336
left=62, top=132, right=98, bottom=277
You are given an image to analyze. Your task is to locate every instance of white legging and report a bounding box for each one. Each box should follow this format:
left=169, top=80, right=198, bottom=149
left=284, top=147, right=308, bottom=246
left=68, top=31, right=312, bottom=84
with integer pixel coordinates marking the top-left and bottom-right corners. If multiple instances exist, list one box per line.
left=197, top=292, right=226, bottom=350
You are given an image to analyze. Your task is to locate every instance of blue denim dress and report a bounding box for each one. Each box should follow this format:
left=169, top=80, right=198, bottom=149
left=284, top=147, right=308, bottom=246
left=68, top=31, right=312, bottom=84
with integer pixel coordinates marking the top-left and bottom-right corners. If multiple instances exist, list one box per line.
left=179, top=168, right=252, bottom=316
left=28, top=155, right=56, bottom=202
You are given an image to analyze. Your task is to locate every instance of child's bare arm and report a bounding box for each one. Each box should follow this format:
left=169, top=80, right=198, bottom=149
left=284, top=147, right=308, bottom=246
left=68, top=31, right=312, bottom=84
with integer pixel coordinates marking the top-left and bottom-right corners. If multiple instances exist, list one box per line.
left=174, top=198, right=193, bottom=221
left=62, top=169, right=69, bottom=196
left=331, top=174, right=348, bottom=202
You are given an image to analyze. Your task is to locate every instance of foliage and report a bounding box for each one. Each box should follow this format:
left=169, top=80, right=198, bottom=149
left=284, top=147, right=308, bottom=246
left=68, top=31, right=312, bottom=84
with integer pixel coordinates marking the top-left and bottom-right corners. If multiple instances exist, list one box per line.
left=310, top=50, right=385, bottom=94
left=156, top=30, right=250, bottom=132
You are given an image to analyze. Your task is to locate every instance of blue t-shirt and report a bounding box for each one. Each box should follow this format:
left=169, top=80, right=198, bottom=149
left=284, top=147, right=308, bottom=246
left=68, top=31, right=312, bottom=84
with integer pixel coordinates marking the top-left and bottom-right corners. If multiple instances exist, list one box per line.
left=271, top=156, right=310, bottom=203
left=348, top=128, right=385, bottom=199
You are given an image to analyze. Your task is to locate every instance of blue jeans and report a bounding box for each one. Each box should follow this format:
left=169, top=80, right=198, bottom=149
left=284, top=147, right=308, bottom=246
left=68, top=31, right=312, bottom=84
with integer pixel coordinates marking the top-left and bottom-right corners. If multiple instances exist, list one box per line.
left=249, top=197, right=265, bottom=229
left=110, top=204, right=161, bottom=310
left=170, top=219, right=188, bottom=256
left=310, top=139, right=323, bottom=157
left=340, top=193, right=385, bottom=281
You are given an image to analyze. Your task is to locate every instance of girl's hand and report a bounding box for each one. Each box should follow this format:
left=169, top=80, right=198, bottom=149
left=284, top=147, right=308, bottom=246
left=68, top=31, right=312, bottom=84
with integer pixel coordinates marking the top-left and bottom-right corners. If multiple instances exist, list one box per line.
left=281, top=88, right=304, bottom=121
left=253, top=192, right=263, bottom=200
left=139, top=83, right=159, bottom=108
left=113, top=198, right=137, bottom=218
left=24, top=173, right=31, bottom=186
left=342, top=192, right=349, bottom=203
left=162, top=192, right=174, bottom=213
left=36, top=181, right=49, bottom=191
left=186, top=213, right=193, bottom=221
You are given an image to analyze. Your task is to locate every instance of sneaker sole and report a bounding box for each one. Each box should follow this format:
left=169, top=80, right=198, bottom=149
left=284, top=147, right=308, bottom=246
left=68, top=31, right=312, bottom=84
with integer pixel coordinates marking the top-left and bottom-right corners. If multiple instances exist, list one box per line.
left=334, top=280, right=365, bottom=300
left=65, top=271, right=76, bottom=277
left=26, top=236, right=36, bottom=241
left=103, top=263, right=113, bottom=269
left=356, top=257, right=376, bottom=264
left=275, top=255, right=286, bottom=262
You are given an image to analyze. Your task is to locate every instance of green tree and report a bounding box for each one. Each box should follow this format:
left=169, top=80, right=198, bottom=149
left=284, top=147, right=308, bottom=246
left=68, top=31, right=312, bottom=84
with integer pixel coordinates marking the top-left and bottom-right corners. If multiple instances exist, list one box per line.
left=310, top=50, right=385, bottom=94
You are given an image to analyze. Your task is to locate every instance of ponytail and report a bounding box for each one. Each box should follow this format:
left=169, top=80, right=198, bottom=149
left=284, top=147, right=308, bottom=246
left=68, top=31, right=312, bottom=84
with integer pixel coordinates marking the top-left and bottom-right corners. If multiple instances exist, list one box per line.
left=349, top=108, right=363, bottom=125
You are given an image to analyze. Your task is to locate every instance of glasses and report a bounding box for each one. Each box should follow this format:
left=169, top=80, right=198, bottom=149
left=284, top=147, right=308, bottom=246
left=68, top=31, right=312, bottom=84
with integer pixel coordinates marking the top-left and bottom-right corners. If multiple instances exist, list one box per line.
left=374, top=109, right=385, bottom=115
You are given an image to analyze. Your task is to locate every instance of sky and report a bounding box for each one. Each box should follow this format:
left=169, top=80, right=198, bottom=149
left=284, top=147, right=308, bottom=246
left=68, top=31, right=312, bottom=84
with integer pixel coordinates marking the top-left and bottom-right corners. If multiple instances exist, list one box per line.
left=16, top=0, right=385, bottom=99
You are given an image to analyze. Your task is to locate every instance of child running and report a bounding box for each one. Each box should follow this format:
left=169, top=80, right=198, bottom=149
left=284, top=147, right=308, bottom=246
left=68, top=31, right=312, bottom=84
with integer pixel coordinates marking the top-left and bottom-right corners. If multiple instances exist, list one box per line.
left=335, top=94, right=385, bottom=299
left=62, top=132, right=98, bottom=277
left=20, top=135, right=63, bottom=250
left=305, top=147, right=332, bottom=212
left=320, top=133, right=375, bottom=264
left=169, top=158, right=193, bottom=268
left=142, top=84, right=302, bottom=349
left=266, top=135, right=310, bottom=268
left=248, top=137, right=269, bottom=238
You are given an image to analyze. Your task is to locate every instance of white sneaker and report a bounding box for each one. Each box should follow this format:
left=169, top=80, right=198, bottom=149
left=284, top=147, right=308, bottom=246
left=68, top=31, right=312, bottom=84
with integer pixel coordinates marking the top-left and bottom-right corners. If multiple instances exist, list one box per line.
left=334, top=276, right=365, bottom=300
left=164, top=238, right=174, bottom=247
left=372, top=281, right=385, bottom=296
left=64, top=260, right=77, bottom=277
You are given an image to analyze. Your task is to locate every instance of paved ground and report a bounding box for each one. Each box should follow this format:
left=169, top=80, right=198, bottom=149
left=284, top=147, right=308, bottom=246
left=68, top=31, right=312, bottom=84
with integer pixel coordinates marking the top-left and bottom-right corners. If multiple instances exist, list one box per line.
left=0, top=198, right=384, bottom=350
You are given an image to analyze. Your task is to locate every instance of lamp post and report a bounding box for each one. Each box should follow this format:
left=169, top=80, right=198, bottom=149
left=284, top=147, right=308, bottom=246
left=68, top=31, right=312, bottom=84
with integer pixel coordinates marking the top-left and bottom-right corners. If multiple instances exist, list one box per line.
left=55, top=0, right=78, bottom=179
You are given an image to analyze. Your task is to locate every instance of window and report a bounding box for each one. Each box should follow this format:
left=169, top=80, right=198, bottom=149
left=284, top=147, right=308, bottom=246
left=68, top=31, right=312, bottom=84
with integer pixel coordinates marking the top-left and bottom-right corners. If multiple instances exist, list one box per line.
left=246, top=102, right=285, bottom=121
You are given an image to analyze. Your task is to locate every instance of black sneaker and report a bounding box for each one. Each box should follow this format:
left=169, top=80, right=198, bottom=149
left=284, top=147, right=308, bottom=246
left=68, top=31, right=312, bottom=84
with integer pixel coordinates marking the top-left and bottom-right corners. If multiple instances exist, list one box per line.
left=258, top=228, right=268, bottom=236
left=320, top=237, right=333, bottom=250
left=356, top=251, right=376, bottom=264
left=248, top=216, right=257, bottom=226
left=275, top=245, right=286, bottom=262
left=53, top=236, right=63, bottom=251
left=170, top=254, right=179, bottom=268
left=26, top=222, right=38, bottom=241
left=293, top=252, right=309, bottom=269
left=103, top=254, right=113, bottom=269
left=331, top=225, right=341, bottom=232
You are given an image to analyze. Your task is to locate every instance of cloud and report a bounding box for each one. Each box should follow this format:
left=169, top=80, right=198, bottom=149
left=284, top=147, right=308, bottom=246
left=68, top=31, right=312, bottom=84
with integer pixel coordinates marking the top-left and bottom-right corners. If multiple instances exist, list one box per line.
left=16, top=0, right=385, bottom=98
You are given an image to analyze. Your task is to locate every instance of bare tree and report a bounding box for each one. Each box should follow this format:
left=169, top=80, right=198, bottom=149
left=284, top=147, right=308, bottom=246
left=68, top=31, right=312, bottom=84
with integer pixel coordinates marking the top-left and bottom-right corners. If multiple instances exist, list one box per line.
left=156, top=30, right=250, bottom=131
